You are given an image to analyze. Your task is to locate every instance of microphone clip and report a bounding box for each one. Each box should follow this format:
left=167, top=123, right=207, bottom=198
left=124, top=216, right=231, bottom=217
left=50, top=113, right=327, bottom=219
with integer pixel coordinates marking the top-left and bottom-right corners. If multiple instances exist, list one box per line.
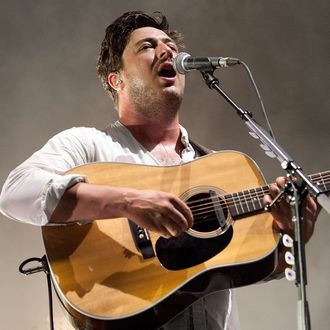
left=200, top=70, right=219, bottom=89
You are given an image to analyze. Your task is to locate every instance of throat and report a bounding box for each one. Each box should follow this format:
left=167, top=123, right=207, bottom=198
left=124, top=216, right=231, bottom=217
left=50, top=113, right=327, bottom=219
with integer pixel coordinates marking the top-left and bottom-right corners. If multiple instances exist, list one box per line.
left=150, top=143, right=183, bottom=166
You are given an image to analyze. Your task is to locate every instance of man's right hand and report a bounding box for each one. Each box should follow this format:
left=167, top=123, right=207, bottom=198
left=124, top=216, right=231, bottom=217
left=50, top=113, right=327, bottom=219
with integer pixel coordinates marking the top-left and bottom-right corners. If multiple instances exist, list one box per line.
left=121, top=189, right=194, bottom=238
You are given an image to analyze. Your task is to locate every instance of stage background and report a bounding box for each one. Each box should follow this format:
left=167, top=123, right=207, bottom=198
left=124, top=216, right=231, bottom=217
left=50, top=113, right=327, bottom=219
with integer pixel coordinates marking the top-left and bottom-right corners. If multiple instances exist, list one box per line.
left=0, top=1, right=329, bottom=329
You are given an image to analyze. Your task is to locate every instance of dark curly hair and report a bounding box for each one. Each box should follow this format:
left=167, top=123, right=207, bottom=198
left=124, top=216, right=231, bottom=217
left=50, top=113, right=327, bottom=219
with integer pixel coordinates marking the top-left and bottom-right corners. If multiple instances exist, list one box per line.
left=96, top=11, right=185, bottom=105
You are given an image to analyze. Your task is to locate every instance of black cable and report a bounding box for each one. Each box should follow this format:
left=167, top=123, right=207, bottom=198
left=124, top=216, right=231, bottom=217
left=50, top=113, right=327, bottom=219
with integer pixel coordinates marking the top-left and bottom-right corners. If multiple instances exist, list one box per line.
left=239, top=60, right=276, bottom=141
left=19, top=256, right=54, bottom=330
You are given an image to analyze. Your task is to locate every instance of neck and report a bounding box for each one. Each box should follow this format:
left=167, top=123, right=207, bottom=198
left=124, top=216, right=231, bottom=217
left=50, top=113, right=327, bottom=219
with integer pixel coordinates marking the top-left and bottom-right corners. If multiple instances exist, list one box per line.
left=117, top=85, right=185, bottom=153
left=120, top=115, right=182, bottom=151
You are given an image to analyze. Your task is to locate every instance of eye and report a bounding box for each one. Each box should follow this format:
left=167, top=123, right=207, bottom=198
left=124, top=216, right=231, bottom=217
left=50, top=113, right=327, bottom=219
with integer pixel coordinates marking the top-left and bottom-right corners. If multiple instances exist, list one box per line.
left=167, top=43, right=178, bottom=52
left=140, top=43, right=153, bottom=51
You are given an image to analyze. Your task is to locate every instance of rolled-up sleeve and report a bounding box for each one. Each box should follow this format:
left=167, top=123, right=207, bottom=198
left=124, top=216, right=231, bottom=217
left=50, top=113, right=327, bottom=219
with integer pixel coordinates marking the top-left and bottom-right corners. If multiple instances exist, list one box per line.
left=0, top=128, right=93, bottom=225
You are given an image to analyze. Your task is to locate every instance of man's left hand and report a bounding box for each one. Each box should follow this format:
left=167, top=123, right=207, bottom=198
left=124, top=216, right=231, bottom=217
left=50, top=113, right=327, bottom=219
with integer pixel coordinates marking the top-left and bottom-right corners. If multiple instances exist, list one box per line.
left=263, top=176, right=320, bottom=243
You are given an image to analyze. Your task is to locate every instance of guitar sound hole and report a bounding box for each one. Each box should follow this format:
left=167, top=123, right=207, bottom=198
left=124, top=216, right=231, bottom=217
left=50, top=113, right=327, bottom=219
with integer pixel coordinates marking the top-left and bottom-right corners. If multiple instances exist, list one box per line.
left=187, top=192, right=228, bottom=233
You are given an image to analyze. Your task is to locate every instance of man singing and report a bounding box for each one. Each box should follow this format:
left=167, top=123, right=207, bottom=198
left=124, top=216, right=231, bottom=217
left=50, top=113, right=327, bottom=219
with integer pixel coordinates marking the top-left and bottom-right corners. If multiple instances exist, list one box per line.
left=0, top=11, right=319, bottom=330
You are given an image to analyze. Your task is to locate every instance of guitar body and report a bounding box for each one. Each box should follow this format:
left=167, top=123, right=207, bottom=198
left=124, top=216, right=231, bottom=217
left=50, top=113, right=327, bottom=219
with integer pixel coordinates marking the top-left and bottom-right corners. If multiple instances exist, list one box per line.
left=42, top=151, right=279, bottom=330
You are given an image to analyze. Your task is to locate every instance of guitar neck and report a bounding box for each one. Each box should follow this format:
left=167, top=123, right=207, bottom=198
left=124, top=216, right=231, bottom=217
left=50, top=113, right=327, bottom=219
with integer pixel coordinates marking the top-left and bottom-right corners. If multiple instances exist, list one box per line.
left=225, top=170, right=330, bottom=218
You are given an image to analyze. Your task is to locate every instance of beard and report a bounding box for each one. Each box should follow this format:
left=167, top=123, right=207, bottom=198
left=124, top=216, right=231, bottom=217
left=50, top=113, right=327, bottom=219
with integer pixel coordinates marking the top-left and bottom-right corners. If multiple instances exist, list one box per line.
left=125, top=75, right=184, bottom=121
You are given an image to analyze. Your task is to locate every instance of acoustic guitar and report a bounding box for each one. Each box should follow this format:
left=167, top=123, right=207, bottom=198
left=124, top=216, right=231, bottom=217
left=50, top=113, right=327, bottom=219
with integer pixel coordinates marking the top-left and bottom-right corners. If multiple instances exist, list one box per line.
left=42, top=151, right=329, bottom=330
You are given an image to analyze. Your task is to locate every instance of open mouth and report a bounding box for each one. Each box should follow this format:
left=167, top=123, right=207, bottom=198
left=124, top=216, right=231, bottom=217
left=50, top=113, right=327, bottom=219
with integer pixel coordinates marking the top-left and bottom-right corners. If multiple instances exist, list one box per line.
left=158, top=64, right=177, bottom=78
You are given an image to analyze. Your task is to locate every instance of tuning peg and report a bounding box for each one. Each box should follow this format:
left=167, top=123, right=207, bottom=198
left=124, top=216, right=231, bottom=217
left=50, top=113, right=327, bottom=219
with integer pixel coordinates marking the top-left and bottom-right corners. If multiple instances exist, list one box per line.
left=285, top=267, right=296, bottom=281
left=285, top=251, right=295, bottom=265
left=282, top=234, right=293, bottom=248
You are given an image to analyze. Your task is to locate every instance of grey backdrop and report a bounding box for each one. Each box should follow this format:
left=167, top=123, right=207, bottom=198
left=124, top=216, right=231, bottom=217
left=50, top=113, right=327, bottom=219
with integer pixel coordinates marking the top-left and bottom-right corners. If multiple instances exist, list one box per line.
left=0, top=1, right=329, bottom=329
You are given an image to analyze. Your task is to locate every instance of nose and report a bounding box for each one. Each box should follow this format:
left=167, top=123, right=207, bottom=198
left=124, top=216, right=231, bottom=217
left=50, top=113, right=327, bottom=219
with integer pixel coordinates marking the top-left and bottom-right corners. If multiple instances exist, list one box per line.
left=156, top=42, right=174, bottom=60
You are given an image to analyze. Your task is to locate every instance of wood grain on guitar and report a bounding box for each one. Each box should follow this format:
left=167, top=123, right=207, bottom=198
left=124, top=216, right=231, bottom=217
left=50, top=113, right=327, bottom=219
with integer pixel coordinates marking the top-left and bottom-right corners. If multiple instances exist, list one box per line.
left=42, top=151, right=330, bottom=330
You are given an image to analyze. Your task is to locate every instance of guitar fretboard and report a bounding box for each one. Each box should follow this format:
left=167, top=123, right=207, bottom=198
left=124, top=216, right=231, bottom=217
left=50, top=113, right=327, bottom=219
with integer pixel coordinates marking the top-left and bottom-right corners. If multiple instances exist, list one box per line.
left=225, top=186, right=269, bottom=218
left=224, top=170, right=330, bottom=218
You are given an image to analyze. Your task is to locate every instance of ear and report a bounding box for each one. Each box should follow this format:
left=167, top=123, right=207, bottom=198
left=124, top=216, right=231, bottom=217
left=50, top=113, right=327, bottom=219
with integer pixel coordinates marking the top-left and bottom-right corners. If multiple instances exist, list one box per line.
left=108, top=72, right=123, bottom=91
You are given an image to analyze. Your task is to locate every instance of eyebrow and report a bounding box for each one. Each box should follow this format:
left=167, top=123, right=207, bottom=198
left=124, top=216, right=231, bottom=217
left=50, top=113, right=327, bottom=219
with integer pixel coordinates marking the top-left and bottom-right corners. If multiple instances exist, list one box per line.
left=135, top=37, right=177, bottom=47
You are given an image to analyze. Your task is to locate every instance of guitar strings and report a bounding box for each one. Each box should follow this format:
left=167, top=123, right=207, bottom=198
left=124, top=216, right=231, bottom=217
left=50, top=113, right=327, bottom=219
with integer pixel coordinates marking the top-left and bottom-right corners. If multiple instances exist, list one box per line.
left=187, top=187, right=268, bottom=210
left=146, top=172, right=330, bottom=238
left=185, top=174, right=330, bottom=221
left=185, top=187, right=269, bottom=215
left=186, top=173, right=330, bottom=212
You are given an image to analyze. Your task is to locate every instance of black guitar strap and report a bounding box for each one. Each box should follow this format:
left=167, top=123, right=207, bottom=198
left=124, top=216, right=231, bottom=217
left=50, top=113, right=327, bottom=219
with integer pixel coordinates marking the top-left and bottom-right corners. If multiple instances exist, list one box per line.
left=189, top=139, right=213, bottom=157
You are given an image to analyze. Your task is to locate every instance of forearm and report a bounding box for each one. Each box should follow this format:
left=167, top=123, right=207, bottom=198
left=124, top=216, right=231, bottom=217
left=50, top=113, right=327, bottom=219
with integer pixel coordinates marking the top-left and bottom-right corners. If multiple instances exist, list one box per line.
left=50, top=182, right=193, bottom=238
left=49, top=182, right=130, bottom=223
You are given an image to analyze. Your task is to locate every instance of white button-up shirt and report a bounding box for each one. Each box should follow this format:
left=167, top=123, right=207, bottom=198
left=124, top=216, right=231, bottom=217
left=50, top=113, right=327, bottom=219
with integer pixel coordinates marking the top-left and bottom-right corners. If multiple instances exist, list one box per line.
left=0, top=121, right=239, bottom=330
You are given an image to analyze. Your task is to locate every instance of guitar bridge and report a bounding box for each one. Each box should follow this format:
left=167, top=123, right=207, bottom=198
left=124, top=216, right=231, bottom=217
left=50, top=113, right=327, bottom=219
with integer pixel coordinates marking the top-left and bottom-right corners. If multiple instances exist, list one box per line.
left=128, top=220, right=155, bottom=259
left=209, top=189, right=227, bottom=227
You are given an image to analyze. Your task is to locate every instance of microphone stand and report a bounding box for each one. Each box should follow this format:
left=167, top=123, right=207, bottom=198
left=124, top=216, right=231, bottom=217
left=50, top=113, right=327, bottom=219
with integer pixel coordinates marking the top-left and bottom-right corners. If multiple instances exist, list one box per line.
left=200, top=70, right=330, bottom=330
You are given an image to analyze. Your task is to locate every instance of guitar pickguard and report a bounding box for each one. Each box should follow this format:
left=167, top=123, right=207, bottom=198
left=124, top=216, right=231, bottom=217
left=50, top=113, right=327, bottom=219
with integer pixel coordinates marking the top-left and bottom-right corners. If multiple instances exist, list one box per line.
left=156, top=227, right=233, bottom=270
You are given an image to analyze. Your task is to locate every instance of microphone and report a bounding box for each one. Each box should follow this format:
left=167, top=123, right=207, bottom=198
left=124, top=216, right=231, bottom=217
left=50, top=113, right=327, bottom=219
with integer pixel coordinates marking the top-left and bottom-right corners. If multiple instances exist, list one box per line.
left=172, top=52, right=240, bottom=74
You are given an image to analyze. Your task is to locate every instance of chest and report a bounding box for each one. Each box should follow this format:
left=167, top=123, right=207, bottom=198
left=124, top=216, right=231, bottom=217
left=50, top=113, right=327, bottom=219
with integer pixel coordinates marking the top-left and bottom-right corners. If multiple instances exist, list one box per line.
left=149, top=143, right=183, bottom=166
